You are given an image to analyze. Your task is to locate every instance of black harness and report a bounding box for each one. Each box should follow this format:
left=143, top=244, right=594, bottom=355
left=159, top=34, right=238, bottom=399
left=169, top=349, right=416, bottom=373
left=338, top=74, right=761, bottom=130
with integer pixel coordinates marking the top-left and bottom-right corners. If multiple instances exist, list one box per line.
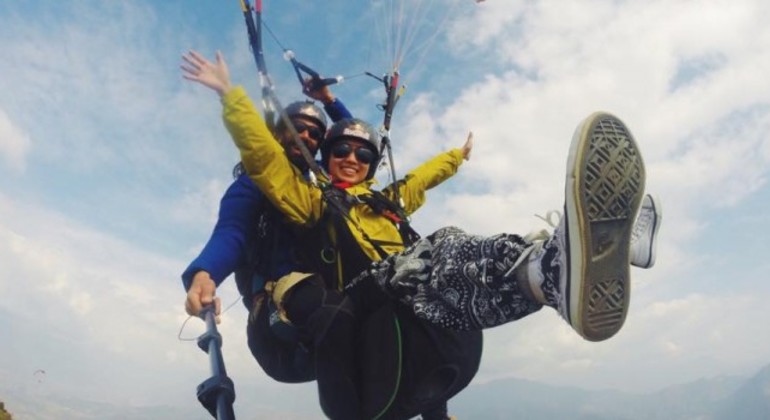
left=300, top=185, right=421, bottom=291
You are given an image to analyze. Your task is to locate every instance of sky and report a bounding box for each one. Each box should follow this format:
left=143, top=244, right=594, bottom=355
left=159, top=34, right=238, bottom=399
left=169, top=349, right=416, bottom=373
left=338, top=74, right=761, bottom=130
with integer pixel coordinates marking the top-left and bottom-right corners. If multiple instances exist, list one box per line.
left=1, top=0, right=769, bottom=418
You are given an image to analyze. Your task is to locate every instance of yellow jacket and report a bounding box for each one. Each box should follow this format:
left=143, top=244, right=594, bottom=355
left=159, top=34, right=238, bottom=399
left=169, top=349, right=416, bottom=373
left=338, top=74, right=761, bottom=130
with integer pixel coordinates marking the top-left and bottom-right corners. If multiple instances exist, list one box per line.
left=222, top=86, right=465, bottom=269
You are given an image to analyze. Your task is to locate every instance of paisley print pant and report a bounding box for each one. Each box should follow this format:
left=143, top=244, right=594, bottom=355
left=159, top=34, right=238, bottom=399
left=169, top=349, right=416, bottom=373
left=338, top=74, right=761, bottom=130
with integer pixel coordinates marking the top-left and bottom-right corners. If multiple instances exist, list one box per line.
left=349, top=226, right=544, bottom=331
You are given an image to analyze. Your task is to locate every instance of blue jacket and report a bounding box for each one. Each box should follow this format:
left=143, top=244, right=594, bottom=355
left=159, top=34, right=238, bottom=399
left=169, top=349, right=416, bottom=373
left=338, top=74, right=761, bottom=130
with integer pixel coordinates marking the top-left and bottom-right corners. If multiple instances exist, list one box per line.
left=181, top=99, right=352, bottom=302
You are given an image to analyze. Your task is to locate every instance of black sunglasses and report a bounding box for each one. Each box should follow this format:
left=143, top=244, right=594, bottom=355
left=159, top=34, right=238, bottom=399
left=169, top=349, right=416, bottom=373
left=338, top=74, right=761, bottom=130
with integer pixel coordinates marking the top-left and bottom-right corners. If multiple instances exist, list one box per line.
left=330, top=142, right=376, bottom=164
left=291, top=120, right=324, bottom=142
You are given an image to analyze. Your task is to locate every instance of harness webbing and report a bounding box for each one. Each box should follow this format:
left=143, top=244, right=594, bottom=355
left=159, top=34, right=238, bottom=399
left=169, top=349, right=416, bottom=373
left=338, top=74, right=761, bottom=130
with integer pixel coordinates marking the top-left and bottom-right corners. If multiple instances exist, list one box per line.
left=239, top=0, right=274, bottom=130
left=354, top=189, right=420, bottom=246
left=321, top=187, right=392, bottom=261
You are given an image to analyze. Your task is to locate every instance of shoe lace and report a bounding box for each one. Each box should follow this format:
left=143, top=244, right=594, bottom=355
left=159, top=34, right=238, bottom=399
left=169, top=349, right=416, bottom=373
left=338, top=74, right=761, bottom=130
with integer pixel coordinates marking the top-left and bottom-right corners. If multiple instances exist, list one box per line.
left=533, top=210, right=561, bottom=232
left=631, top=207, right=651, bottom=243
left=504, top=210, right=562, bottom=278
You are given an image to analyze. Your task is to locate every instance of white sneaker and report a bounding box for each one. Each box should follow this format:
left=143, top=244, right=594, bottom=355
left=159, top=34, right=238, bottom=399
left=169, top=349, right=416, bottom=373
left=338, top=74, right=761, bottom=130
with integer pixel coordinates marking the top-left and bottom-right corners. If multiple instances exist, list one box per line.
left=523, top=194, right=660, bottom=271
left=563, top=112, right=646, bottom=341
left=630, top=194, right=661, bottom=269
left=516, top=112, right=645, bottom=342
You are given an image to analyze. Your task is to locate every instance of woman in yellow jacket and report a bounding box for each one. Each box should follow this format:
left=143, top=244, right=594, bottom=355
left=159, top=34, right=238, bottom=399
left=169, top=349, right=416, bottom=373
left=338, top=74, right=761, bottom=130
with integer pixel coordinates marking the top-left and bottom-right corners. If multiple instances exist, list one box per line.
left=183, top=50, right=482, bottom=420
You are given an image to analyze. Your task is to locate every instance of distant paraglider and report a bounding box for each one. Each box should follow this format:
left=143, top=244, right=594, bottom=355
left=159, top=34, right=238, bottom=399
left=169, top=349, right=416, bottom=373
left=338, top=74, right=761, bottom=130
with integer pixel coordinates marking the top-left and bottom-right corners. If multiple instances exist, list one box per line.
left=33, top=369, right=46, bottom=383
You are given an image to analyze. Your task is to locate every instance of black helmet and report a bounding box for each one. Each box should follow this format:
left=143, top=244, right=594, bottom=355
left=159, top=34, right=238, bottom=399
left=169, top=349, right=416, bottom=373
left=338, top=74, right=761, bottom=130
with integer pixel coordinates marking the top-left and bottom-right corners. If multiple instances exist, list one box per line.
left=321, top=118, right=381, bottom=180
left=280, top=101, right=328, bottom=132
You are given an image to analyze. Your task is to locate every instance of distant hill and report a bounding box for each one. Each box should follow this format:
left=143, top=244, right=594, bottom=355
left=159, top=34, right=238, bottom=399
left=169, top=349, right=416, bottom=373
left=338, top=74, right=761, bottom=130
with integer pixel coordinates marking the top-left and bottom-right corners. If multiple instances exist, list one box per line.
left=450, top=364, right=770, bottom=420
left=713, top=363, right=770, bottom=420
left=0, top=400, right=13, bottom=420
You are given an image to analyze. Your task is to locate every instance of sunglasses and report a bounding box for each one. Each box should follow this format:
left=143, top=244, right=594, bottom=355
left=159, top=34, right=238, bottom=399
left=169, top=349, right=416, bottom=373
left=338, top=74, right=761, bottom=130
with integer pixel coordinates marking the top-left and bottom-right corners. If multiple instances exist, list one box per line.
left=291, top=120, right=324, bottom=142
left=330, top=142, right=376, bottom=164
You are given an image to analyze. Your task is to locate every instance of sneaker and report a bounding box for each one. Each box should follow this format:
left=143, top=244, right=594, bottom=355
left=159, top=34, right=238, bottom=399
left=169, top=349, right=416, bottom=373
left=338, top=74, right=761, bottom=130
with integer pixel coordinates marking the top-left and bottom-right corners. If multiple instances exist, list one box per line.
left=516, top=112, right=645, bottom=341
left=523, top=193, right=660, bottom=270
left=630, top=194, right=661, bottom=269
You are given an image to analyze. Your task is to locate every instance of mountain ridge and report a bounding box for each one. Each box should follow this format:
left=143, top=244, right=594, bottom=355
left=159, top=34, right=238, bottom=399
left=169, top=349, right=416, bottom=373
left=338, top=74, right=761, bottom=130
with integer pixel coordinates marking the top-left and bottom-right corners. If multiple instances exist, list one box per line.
left=451, top=363, right=770, bottom=419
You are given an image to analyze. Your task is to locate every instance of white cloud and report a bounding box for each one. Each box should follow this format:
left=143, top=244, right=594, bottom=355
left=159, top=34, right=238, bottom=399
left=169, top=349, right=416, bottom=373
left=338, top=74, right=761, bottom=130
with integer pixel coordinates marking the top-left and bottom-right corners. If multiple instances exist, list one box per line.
left=169, top=177, right=229, bottom=227
left=0, top=189, right=267, bottom=404
left=0, top=109, right=31, bottom=173
left=470, top=288, right=770, bottom=393
left=0, top=1, right=232, bottom=183
left=398, top=0, right=770, bottom=241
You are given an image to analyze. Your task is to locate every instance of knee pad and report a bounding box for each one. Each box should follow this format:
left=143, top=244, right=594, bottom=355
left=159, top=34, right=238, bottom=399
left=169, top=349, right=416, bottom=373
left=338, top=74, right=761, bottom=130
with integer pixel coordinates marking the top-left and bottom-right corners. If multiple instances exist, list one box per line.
left=266, top=272, right=321, bottom=324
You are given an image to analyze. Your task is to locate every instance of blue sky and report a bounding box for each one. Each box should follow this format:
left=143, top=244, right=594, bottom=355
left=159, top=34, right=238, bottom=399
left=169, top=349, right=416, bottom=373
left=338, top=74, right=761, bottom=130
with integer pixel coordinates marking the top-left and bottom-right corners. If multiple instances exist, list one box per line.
left=1, top=0, right=769, bottom=418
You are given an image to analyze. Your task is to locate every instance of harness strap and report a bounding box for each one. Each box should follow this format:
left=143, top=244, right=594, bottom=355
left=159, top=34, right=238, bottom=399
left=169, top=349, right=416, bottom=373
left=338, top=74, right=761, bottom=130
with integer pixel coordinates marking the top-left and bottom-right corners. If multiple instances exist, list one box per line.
left=354, top=190, right=421, bottom=247
left=321, top=185, right=392, bottom=260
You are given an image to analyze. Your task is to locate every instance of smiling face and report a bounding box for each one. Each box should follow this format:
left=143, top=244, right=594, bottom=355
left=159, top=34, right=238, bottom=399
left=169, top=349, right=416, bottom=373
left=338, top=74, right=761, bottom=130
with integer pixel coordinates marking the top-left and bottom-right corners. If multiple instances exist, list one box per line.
left=327, top=139, right=375, bottom=184
left=277, top=116, right=324, bottom=168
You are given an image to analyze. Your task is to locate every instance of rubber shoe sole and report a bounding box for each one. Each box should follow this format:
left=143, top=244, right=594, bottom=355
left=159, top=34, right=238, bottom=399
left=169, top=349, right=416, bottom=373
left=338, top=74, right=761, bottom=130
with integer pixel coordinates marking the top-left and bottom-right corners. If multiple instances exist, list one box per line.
left=564, top=112, right=645, bottom=341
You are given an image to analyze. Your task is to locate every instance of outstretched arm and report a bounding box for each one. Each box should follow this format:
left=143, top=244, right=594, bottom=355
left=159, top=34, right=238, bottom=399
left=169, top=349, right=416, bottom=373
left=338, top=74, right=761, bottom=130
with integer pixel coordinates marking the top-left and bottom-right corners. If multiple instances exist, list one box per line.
left=387, top=131, right=475, bottom=215
left=182, top=51, right=323, bottom=225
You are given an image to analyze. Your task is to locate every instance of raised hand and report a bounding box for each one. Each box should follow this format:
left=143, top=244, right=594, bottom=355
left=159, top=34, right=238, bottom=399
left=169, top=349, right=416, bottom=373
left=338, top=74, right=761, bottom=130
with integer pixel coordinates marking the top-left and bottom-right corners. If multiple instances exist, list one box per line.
left=181, top=50, right=232, bottom=97
left=303, top=77, right=335, bottom=104
left=461, top=132, right=474, bottom=161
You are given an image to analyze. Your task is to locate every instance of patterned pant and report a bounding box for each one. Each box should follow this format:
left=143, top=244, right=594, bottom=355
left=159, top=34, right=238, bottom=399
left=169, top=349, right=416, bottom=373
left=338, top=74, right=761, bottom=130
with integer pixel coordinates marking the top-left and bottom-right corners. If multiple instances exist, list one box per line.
left=349, top=226, right=544, bottom=331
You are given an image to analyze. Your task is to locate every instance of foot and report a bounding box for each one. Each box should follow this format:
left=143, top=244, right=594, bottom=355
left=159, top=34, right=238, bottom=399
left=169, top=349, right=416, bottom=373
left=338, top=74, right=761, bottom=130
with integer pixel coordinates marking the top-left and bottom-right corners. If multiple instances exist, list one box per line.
left=518, top=112, right=645, bottom=341
left=630, top=194, right=661, bottom=269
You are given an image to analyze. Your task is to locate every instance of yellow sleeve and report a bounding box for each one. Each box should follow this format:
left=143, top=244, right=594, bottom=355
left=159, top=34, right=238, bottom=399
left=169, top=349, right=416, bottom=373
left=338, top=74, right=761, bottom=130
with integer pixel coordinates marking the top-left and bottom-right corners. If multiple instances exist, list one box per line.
left=221, top=86, right=322, bottom=226
left=384, top=148, right=465, bottom=215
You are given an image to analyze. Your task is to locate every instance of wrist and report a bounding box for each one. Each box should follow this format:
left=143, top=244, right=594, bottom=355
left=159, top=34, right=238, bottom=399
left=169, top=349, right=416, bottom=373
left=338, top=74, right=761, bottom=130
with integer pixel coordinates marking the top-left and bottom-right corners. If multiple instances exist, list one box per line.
left=217, top=82, right=234, bottom=98
left=193, top=270, right=212, bottom=283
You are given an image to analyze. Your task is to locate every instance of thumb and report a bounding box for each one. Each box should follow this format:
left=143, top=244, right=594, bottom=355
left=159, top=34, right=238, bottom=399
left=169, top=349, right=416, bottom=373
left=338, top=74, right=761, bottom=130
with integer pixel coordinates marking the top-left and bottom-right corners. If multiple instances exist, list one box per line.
left=214, top=296, right=222, bottom=324
left=200, top=284, right=215, bottom=305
